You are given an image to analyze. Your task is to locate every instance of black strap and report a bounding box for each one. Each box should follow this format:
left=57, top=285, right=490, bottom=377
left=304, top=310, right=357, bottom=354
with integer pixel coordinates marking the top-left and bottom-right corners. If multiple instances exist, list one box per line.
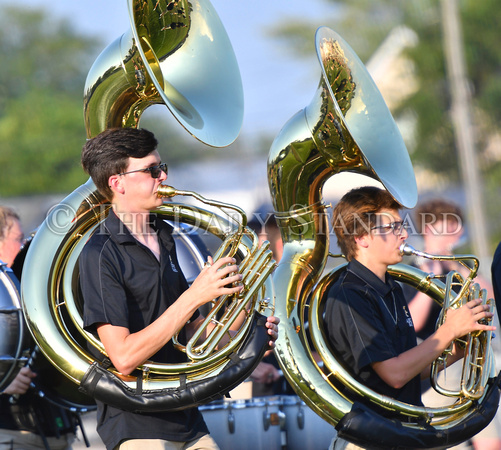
left=135, top=373, right=143, bottom=395
left=179, top=373, right=187, bottom=391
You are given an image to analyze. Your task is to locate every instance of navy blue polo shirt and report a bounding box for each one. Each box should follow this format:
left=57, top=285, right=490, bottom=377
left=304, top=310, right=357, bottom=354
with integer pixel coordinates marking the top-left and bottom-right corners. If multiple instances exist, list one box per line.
left=324, top=259, right=422, bottom=408
left=79, top=210, right=207, bottom=449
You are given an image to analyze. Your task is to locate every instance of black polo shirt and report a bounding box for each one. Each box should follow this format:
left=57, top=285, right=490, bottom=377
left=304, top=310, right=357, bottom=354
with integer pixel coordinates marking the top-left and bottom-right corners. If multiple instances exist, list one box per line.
left=324, top=259, right=422, bottom=408
left=401, top=256, right=443, bottom=341
left=79, top=210, right=207, bottom=449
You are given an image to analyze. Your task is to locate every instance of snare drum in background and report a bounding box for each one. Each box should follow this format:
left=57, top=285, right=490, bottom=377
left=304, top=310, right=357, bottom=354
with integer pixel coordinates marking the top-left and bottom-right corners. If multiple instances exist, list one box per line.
left=200, top=395, right=335, bottom=450
left=281, top=395, right=335, bottom=450
left=200, top=397, right=284, bottom=450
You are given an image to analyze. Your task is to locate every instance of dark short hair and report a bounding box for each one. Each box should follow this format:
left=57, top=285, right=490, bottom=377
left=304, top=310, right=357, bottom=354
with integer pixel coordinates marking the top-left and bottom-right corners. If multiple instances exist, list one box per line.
left=81, top=128, right=158, bottom=200
left=332, top=186, right=401, bottom=261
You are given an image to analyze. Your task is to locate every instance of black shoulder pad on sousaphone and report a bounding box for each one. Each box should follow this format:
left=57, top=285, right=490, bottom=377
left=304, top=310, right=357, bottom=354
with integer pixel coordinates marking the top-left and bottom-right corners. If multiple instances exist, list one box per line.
left=79, top=313, right=269, bottom=412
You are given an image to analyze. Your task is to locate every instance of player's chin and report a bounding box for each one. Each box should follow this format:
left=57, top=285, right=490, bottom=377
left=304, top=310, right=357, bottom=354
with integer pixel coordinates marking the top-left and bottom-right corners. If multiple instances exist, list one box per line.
left=147, top=197, right=162, bottom=211
left=392, top=253, right=403, bottom=264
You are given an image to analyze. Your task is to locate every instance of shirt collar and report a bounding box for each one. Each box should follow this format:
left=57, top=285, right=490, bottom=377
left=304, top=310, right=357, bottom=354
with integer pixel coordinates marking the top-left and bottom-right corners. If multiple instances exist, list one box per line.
left=105, top=209, right=175, bottom=252
left=347, top=258, right=398, bottom=297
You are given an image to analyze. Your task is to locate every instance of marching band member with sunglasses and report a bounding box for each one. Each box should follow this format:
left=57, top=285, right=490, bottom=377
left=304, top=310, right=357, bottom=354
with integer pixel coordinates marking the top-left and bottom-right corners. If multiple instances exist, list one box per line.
left=323, top=186, right=495, bottom=450
left=79, top=127, right=279, bottom=450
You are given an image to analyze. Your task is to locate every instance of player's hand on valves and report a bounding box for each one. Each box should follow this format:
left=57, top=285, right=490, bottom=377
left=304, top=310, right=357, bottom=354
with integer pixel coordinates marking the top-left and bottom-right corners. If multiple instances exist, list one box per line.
left=190, top=256, right=244, bottom=306
left=444, top=298, right=495, bottom=340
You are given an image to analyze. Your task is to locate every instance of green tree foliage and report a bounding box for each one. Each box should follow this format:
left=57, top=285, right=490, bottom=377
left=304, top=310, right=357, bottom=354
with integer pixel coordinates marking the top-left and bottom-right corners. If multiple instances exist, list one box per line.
left=0, top=5, right=247, bottom=197
left=0, top=6, right=101, bottom=196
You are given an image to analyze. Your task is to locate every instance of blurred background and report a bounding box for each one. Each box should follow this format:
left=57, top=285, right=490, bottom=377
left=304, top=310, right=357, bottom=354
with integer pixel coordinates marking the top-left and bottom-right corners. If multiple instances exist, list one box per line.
left=0, top=0, right=500, bottom=275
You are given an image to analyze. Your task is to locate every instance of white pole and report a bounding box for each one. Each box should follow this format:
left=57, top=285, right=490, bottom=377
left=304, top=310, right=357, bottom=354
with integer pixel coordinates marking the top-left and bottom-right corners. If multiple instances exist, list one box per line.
left=441, top=0, right=490, bottom=277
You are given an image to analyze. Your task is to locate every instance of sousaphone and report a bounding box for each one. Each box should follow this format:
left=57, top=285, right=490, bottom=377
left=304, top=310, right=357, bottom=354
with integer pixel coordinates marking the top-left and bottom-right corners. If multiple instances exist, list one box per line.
left=20, top=0, right=276, bottom=413
left=268, top=27, right=499, bottom=449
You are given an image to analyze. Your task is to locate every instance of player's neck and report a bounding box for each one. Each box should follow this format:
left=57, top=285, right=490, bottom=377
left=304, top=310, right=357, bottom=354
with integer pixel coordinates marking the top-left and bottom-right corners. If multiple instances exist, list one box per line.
left=114, top=208, right=154, bottom=237
left=354, top=255, right=387, bottom=282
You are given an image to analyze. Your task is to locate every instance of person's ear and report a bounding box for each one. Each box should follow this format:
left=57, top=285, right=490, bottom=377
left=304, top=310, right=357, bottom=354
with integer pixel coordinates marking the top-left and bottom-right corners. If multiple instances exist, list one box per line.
left=108, top=174, right=125, bottom=195
left=354, top=234, right=370, bottom=249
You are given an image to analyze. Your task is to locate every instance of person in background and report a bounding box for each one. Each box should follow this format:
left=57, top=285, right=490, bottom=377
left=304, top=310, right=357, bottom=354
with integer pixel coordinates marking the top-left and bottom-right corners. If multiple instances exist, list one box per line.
left=0, top=206, right=78, bottom=450
left=407, top=199, right=470, bottom=338
left=407, top=198, right=501, bottom=450
left=323, top=187, right=495, bottom=450
left=78, top=127, right=279, bottom=450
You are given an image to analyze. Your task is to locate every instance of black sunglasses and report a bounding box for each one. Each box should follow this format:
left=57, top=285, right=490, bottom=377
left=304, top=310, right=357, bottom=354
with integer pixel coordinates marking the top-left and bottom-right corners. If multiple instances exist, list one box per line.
left=119, top=163, right=168, bottom=179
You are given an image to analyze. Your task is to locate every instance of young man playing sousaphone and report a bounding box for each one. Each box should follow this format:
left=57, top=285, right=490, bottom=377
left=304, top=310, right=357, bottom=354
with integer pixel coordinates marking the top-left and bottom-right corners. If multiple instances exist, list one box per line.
left=78, top=127, right=279, bottom=450
left=323, top=186, right=495, bottom=450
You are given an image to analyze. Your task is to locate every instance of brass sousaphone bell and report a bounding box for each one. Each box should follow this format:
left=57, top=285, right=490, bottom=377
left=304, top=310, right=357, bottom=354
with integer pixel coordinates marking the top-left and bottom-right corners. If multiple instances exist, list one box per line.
left=84, top=0, right=243, bottom=145
left=20, top=0, right=276, bottom=413
left=268, top=27, right=499, bottom=449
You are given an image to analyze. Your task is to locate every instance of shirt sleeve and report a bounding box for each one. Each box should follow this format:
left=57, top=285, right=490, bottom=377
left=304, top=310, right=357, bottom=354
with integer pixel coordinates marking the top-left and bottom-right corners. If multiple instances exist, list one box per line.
left=80, top=236, right=130, bottom=333
left=325, top=283, right=397, bottom=374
